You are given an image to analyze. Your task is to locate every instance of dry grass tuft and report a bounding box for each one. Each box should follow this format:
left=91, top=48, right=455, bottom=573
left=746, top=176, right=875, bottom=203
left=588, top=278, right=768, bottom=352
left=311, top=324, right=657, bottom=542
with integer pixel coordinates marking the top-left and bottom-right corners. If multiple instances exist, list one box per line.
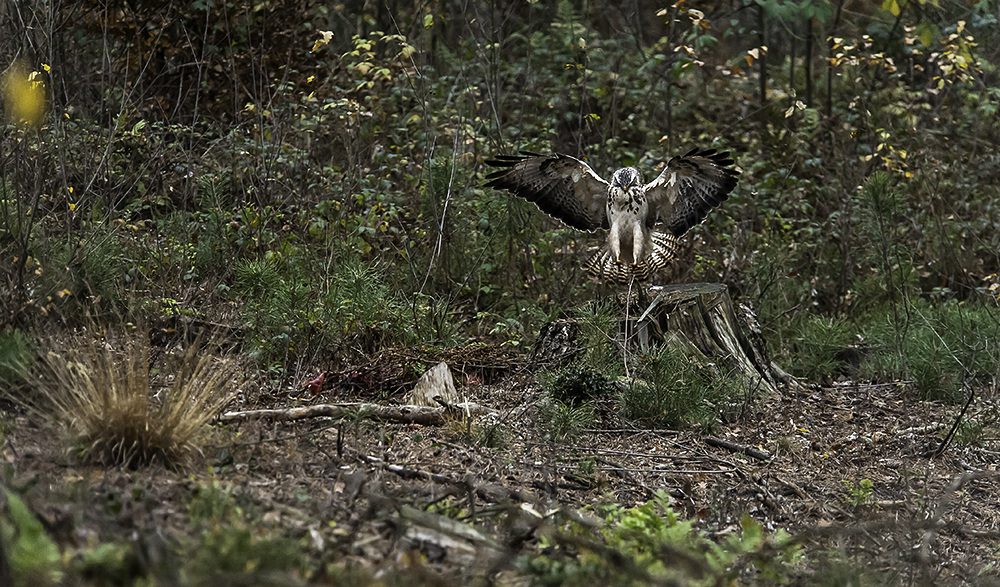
left=30, top=333, right=238, bottom=468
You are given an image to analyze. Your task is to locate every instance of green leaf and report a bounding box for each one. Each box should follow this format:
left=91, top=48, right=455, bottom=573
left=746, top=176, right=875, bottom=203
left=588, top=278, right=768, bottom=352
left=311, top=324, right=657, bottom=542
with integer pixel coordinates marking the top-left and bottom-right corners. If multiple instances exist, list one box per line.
left=813, top=1, right=835, bottom=23
left=2, top=491, right=63, bottom=584
left=917, top=22, right=936, bottom=47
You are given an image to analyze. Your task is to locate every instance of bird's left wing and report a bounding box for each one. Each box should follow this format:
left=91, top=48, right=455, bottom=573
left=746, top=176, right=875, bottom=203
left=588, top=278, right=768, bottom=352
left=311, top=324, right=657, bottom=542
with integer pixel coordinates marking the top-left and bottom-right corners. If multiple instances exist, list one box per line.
left=484, top=153, right=610, bottom=231
left=643, top=148, right=739, bottom=237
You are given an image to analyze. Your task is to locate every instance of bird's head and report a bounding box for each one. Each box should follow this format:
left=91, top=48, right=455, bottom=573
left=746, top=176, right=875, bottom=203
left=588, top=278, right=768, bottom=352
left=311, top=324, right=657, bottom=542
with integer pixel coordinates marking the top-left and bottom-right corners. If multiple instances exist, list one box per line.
left=611, top=167, right=642, bottom=190
left=610, top=167, right=643, bottom=202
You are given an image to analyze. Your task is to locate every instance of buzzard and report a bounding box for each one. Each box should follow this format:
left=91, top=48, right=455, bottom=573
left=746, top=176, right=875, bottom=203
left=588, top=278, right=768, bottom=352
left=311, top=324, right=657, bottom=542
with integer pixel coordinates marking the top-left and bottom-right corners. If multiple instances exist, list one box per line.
left=484, top=148, right=739, bottom=283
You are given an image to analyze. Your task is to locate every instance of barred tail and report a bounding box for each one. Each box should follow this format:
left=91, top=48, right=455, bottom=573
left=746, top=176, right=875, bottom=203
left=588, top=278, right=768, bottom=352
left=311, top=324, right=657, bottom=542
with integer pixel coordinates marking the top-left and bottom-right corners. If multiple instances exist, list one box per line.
left=645, top=232, right=681, bottom=273
left=583, top=232, right=680, bottom=283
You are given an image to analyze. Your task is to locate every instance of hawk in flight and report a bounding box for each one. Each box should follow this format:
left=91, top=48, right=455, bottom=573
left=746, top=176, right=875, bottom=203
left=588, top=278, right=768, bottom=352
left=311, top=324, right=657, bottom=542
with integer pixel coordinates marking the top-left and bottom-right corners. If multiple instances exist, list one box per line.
left=485, top=148, right=739, bottom=283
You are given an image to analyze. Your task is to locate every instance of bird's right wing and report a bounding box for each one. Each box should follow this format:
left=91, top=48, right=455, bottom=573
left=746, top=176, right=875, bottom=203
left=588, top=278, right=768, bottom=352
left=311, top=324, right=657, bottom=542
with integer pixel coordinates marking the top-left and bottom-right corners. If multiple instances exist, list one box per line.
left=484, top=153, right=610, bottom=231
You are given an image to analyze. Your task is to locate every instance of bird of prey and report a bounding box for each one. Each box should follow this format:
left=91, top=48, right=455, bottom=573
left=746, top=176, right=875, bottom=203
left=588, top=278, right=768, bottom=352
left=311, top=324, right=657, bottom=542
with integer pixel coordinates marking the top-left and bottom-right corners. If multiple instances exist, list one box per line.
left=484, top=148, right=739, bottom=283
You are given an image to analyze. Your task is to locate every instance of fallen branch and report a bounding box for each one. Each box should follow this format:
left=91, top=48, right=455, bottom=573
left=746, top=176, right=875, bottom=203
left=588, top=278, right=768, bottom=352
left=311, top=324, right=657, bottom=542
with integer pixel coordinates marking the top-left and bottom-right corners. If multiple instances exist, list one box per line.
left=219, top=401, right=492, bottom=425
left=704, top=437, right=772, bottom=461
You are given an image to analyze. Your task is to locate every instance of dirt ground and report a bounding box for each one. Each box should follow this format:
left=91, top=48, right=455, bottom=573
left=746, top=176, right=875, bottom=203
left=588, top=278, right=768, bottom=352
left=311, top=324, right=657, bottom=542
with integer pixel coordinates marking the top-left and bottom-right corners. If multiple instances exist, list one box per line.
left=5, top=344, right=1000, bottom=585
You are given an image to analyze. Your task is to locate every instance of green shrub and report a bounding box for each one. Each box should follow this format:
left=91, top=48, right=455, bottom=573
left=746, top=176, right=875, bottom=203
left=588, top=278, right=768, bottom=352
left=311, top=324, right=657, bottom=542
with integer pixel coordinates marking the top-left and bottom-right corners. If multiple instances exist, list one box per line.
left=72, top=542, right=142, bottom=585
left=1, top=490, right=62, bottom=586
left=538, top=399, right=595, bottom=442
left=543, top=365, right=614, bottom=403
left=185, top=480, right=306, bottom=583
left=522, top=490, right=802, bottom=585
left=620, top=346, right=743, bottom=430
left=787, top=315, right=855, bottom=383
left=574, top=302, right=626, bottom=379
left=858, top=301, right=1000, bottom=402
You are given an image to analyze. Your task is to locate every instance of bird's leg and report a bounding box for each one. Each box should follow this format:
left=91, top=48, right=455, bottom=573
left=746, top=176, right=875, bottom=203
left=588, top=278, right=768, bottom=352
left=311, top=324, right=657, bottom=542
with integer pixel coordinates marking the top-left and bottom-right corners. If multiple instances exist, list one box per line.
left=609, top=221, right=623, bottom=263
left=631, top=224, right=645, bottom=265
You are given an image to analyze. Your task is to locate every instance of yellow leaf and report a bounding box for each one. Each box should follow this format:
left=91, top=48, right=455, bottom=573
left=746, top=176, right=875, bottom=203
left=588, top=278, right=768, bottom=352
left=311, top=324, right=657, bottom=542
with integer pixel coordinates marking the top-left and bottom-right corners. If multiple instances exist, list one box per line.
left=2, top=60, right=47, bottom=127
left=423, top=14, right=434, bottom=29
left=311, top=31, right=333, bottom=53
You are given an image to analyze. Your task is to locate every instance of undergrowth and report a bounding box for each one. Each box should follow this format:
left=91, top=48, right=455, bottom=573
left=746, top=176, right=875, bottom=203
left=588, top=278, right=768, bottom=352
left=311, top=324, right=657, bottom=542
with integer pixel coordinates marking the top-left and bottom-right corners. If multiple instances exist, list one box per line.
left=620, top=346, right=745, bottom=430
left=1, top=1, right=999, bottom=584
left=788, top=299, right=1000, bottom=401
left=523, top=490, right=803, bottom=585
left=184, top=480, right=307, bottom=583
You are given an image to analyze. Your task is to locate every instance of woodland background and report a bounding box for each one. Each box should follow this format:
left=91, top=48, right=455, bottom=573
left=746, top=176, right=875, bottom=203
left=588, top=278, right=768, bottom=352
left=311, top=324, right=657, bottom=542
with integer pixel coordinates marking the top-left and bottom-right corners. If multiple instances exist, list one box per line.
left=1, top=0, right=1000, bottom=585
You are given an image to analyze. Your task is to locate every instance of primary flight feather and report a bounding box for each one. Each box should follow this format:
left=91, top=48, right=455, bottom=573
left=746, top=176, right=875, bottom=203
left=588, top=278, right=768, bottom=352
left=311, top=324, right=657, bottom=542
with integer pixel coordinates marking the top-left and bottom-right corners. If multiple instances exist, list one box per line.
left=484, top=147, right=739, bottom=283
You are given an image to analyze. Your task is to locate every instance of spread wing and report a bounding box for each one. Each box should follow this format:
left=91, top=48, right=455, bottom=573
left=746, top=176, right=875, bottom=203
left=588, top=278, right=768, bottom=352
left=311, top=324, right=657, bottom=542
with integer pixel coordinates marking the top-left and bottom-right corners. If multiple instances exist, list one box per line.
left=484, top=153, right=610, bottom=231
left=643, top=148, right=739, bottom=237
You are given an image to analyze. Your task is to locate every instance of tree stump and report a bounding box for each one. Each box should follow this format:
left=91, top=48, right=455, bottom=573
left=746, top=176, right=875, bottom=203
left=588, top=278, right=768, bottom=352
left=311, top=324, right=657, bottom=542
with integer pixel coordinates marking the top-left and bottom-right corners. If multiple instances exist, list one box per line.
left=530, top=283, right=784, bottom=397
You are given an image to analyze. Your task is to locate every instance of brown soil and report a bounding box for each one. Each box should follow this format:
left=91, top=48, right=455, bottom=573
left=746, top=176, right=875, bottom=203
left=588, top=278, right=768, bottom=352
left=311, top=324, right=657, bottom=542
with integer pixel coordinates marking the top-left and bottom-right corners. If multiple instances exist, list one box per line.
left=4, top=344, right=999, bottom=585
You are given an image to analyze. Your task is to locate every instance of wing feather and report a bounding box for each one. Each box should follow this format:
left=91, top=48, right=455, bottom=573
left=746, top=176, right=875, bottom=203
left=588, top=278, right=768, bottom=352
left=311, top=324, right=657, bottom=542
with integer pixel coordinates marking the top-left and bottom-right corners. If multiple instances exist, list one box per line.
left=643, top=148, right=739, bottom=237
left=484, top=153, right=610, bottom=231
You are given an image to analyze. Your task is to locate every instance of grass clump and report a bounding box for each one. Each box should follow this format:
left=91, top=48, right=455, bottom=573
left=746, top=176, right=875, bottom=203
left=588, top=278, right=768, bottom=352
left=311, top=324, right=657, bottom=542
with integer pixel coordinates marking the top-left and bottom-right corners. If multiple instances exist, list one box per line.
left=574, top=301, right=626, bottom=378
left=0, top=328, right=33, bottom=388
left=28, top=332, right=237, bottom=468
left=787, top=315, right=856, bottom=383
left=538, top=365, right=607, bottom=441
left=538, top=399, right=595, bottom=442
left=620, top=346, right=744, bottom=430
left=857, top=300, right=1000, bottom=402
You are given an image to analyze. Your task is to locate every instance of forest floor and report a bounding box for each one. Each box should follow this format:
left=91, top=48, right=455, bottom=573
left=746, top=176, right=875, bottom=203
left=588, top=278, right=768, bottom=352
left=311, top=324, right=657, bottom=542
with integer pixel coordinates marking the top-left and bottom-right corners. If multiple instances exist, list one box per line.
left=5, top=342, right=1000, bottom=585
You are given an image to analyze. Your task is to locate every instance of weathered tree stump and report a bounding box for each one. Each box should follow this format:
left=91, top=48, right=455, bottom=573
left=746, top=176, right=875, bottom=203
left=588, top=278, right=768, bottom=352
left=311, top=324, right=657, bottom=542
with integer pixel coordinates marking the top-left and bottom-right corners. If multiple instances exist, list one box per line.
left=528, top=320, right=581, bottom=370
left=530, top=283, right=783, bottom=396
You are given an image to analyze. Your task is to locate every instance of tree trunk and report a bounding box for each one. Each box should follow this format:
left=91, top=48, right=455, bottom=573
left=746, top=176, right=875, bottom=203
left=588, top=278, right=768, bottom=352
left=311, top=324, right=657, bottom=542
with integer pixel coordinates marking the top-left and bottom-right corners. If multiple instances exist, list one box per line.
left=759, top=5, right=768, bottom=105
left=531, top=283, right=785, bottom=397
left=805, top=17, right=814, bottom=107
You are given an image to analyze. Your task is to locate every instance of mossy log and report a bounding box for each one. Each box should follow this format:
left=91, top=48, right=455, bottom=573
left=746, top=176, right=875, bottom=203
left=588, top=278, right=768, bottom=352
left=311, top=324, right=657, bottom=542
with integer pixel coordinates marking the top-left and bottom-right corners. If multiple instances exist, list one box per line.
left=531, top=283, right=786, bottom=396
